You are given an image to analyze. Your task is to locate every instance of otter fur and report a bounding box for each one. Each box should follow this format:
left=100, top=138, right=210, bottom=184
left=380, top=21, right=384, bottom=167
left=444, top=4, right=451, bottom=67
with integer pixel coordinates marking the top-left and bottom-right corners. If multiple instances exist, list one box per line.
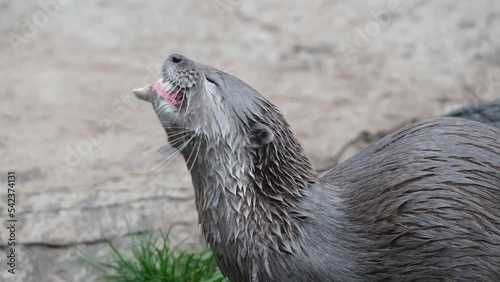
left=133, top=54, right=500, bottom=281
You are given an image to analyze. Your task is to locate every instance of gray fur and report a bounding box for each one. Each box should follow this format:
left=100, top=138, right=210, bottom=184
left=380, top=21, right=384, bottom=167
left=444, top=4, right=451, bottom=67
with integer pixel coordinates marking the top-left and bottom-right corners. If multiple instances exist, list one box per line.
left=143, top=54, right=500, bottom=281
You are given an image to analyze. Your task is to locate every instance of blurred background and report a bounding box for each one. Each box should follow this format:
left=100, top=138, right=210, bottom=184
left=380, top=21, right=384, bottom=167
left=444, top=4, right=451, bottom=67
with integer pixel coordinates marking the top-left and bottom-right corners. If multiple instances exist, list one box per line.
left=0, top=0, right=499, bottom=281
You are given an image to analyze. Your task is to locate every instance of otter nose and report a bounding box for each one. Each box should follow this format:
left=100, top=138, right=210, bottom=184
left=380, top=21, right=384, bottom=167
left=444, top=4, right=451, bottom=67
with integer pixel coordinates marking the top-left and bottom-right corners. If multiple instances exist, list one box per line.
left=168, top=54, right=183, bottom=64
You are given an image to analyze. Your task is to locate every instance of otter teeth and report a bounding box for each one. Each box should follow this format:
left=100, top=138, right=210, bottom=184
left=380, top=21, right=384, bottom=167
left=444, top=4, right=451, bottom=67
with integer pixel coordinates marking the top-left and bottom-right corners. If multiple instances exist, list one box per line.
left=162, top=81, right=175, bottom=92
left=132, top=85, right=153, bottom=102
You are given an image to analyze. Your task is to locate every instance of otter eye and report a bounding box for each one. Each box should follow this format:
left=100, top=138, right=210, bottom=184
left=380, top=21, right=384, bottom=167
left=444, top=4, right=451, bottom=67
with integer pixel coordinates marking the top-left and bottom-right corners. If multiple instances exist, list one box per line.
left=252, top=123, right=274, bottom=146
left=171, top=56, right=182, bottom=64
left=206, top=76, right=218, bottom=85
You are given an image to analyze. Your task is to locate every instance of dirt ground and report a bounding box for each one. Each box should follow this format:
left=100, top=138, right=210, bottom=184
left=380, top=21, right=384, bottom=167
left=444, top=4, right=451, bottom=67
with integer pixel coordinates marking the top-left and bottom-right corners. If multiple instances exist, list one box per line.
left=0, top=0, right=499, bottom=281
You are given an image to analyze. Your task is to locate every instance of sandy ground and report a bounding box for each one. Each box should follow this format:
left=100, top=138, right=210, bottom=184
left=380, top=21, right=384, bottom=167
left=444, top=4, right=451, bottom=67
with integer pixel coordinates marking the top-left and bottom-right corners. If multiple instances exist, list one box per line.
left=0, top=0, right=499, bottom=281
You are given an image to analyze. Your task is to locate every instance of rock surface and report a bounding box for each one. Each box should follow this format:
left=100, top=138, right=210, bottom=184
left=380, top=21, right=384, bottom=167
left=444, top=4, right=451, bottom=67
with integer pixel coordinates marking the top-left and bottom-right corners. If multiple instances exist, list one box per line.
left=0, top=0, right=499, bottom=281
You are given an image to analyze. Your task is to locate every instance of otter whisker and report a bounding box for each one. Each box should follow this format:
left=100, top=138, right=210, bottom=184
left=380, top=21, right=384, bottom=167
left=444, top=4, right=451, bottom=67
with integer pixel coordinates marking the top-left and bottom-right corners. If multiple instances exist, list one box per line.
left=171, top=82, right=185, bottom=123
left=163, top=131, right=188, bottom=139
left=138, top=138, right=167, bottom=152
left=139, top=141, right=163, bottom=151
left=184, top=84, right=198, bottom=116
left=154, top=124, right=186, bottom=129
left=148, top=135, right=195, bottom=173
left=185, top=139, right=199, bottom=171
left=132, top=131, right=169, bottom=149
left=137, top=144, right=173, bottom=167
left=161, top=126, right=186, bottom=129
left=140, top=142, right=171, bottom=156
left=137, top=152, right=168, bottom=169
left=165, top=135, right=190, bottom=148
left=147, top=150, right=181, bottom=173
left=187, top=141, right=201, bottom=175
left=156, top=123, right=187, bottom=130
left=137, top=133, right=188, bottom=164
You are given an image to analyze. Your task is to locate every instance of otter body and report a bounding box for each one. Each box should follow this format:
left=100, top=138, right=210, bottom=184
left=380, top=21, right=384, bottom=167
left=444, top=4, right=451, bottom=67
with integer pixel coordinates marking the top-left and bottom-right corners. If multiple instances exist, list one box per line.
left=134, top=54, right=500, bottom=281
left=301, top=118, right=500, bottom=281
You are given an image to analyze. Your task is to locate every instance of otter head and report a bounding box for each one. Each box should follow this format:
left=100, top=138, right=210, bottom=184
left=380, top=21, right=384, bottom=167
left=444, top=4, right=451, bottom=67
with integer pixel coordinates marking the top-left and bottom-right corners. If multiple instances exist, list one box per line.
left=134, top=53, right=276, bottom=154
left=134, top=54, right=316, bottom=217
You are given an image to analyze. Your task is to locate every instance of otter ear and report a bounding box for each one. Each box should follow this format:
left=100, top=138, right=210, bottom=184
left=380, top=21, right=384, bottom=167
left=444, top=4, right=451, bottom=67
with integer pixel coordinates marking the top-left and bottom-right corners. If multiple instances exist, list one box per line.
left=252, top=123, right=274, bottom=146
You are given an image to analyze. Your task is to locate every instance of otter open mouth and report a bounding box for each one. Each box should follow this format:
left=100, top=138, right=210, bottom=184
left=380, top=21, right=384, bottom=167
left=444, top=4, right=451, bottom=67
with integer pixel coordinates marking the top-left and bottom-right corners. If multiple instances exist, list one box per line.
left=132, top=80, right=185, bottom=108
left=154, top=80, right=185, bottom=107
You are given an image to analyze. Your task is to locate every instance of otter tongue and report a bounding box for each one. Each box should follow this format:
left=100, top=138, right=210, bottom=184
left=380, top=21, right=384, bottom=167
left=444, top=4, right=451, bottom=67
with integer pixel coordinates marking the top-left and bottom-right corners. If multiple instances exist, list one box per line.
left=153, top=81, right=178, bottom=106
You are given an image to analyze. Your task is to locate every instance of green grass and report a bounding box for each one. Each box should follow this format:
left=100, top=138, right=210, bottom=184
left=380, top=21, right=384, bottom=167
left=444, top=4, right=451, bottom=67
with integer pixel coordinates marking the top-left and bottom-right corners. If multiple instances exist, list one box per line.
left=85, top=232, right=227, bottom=282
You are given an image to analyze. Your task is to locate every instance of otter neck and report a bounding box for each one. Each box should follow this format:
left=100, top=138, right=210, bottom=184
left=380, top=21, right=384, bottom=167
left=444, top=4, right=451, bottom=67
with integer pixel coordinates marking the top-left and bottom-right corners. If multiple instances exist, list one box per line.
left=185, top=124, right=317, bottom=264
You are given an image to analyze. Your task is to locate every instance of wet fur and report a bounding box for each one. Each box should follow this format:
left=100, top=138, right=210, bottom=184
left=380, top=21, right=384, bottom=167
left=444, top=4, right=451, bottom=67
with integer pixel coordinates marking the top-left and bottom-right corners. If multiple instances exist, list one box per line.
left=147, top=54, right=500, bottom=281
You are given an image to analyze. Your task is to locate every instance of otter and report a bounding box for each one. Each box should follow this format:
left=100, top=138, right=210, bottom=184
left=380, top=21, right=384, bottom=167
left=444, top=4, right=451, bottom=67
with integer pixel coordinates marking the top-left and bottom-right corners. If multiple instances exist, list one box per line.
left=133, top=54, right=500, bottom=281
